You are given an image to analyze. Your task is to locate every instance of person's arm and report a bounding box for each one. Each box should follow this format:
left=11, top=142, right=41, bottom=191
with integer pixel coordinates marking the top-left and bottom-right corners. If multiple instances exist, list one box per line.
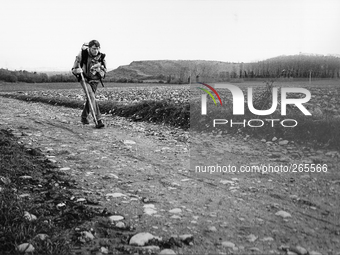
left=100, top=58, right=107, bottom=79
left=71, top=51, right=83, bottom=75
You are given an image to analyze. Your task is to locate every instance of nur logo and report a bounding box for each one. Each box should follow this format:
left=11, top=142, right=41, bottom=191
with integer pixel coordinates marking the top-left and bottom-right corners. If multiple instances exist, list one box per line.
left=197, top=82, right=312, bottom=116
left=196, top=82, right=223, bottom=114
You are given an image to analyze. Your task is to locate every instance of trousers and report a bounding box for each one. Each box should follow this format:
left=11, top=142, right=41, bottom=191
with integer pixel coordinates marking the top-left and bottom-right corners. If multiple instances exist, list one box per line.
left=81, top=81, right=102, bottom=121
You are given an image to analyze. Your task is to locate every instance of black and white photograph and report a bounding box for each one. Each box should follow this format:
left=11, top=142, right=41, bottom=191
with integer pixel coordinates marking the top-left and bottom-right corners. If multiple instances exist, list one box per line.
left=0, top=0, right=339, bottom=254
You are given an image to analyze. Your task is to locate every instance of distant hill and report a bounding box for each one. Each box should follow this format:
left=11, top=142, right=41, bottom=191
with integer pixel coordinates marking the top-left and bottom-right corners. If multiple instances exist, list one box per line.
left=106, top=55, right=340, bottom=83
left=106, top=60, right=240, bottom=83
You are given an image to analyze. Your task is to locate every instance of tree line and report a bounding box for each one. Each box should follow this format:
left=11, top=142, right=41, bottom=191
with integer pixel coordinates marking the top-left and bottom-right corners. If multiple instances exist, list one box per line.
left=138, top=55, right=340, bottom=84
left=197, top=55, right=340, bottom=83
left=241, top=54, right=340, bottom=79
left=0, top=69, right=76, bottom=83
left=1, top=54, right=339, bottom=84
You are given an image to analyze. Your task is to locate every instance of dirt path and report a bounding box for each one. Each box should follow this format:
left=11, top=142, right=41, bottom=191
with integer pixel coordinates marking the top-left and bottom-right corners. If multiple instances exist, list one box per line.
left=1, top=96, right=339, bottom=255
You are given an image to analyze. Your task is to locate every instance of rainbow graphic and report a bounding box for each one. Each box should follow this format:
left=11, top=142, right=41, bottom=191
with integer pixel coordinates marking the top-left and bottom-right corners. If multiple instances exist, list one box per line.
left=197, top=82, right=222, bottom=106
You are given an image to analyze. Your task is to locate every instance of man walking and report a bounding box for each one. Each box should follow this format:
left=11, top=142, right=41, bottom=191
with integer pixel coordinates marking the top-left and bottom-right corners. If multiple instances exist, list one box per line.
left=72, top=40, right=106, bottom=128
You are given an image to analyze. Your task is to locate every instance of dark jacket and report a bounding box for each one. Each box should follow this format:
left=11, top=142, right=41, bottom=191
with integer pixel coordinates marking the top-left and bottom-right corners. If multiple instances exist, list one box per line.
left=72, top=49, right=107, bottom=82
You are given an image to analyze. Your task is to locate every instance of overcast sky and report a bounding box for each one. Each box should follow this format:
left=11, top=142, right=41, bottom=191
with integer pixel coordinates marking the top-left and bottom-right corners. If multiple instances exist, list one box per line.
left=1, top=0, right=340, bottom=72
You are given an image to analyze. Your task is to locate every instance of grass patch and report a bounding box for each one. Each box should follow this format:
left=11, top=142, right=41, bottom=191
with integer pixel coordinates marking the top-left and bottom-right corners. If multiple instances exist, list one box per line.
left=0, top=130, right=100, bottom=254
left=106, top=100, right=190, bottom=129
left=0, top=93, right=190, bottom=130
left=0, top=82, right=177, bottom=92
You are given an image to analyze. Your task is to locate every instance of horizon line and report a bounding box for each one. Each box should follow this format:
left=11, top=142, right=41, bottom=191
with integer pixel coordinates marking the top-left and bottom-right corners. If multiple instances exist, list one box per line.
left=2, top=53, right=340, bottom=73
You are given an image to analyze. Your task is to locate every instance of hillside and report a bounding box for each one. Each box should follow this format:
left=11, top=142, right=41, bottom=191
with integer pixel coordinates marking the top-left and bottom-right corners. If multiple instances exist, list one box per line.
left=106, top=60, right=240, bottom=83
left=106, top=55, right=340, bottom=83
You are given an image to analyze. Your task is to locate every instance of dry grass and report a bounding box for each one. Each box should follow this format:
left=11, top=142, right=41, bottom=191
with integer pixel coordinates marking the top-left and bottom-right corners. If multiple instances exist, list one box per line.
left=0, top=130, right=99, bottom=254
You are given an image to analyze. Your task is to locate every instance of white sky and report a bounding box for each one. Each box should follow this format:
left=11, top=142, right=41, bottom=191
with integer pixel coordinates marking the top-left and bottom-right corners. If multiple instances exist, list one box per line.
left=1, top=0, right=340, bottom=71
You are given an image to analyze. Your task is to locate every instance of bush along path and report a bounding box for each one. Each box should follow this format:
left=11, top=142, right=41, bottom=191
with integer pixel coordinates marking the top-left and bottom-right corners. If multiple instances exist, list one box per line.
left=0, top=96, right=340, bottom=254
left=0, top=91, right=190, bottom=130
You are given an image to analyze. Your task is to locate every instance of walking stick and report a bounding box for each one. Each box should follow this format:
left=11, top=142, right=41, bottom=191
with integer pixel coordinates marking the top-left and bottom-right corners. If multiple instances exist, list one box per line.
left=78, top=65, right=98, bottom=126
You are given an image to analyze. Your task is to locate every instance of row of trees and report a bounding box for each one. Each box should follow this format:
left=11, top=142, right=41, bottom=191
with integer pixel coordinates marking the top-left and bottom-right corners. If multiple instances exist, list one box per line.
left=164, top=55, right=340, bottom=83
left=241, top=54, right=340, bottom=79
left=0, top=69, right=76, bottom=83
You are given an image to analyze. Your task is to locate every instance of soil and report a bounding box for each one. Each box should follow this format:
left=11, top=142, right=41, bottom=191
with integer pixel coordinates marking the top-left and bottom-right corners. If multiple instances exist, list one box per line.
left=0, top=96, right=339, bottom=255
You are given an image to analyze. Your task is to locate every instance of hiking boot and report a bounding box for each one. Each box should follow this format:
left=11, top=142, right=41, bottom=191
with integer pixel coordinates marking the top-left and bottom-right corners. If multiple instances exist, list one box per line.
left=81, top=117, right=90, bottom=125
left=96, top=120, right=105, bottom=129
